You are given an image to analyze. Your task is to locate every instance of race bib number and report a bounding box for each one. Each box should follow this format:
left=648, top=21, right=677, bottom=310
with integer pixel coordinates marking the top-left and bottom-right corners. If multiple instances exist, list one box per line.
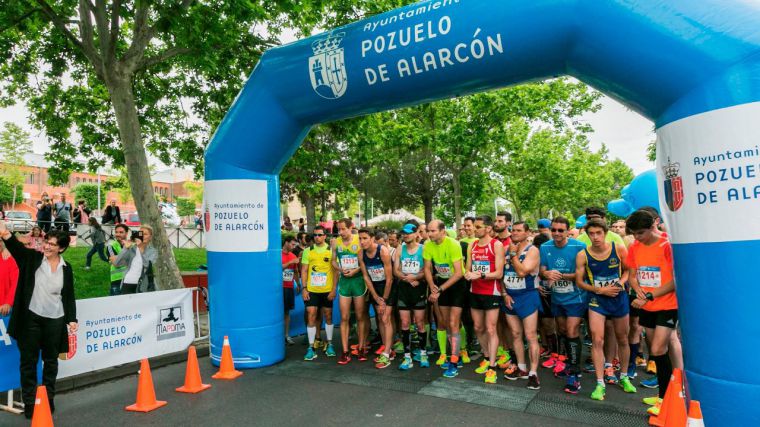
left=368, top=265, right=386, bottom=282
left=310, top=271, right=327, bottom=288
left=282, top=269, right=295, bottom=282
left=401, top=258, right=421, bottom=275
left=637, top=267, right=661, bottom=288
left=434, top=263, right=451, bottom=278
left=472, top=260, right=490, bottom=274
left=504, top=272, right=526, bottom=290
left=340, top=254, right=359, bottom=270
left=553, top=280, right=574, bottom=294
left=593, top=275, right=619, bottom=289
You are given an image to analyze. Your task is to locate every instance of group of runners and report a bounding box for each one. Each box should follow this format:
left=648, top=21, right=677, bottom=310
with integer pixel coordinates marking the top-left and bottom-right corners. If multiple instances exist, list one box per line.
left=280, top=207, right=681, bottom=416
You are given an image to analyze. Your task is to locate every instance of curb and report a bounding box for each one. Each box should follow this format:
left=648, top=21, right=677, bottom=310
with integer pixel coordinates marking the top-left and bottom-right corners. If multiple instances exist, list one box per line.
left=56, top=341, right=210, bottom=393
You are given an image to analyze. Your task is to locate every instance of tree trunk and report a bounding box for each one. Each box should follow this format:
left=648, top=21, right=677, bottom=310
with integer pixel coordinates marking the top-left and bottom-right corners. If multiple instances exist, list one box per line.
left=300, top=191, right=316, bottom=232
left=423, top=194, right=434, bottom=223
left=108, top=76, right=183, bottom=290
left=452, top=169, right=462, bottom=231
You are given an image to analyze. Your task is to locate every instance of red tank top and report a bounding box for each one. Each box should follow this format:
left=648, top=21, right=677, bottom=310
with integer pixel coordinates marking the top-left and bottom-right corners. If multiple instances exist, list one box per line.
left=470, top=239, right=500, bottom=296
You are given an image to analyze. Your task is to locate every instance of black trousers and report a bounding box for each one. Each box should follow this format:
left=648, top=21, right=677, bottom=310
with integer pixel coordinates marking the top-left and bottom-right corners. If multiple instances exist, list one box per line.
left=19, top=312, right=65, bottom=409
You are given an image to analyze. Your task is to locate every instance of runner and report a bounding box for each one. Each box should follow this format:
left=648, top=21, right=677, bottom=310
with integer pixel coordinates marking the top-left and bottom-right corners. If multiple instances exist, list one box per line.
left=282, top=236, right=300, bottom=346
left=459, top=216, right=477, bottom=364
left=394, top=223, right=430, bottom=370
left=463, top=215, right=505, bottom=384
left=502, top=221, right=542, bottom=390
left=358, top=229, right=396, bottom=369
left=540, top=217, right=587, bottom=394
left=300, top=226, right=336, bottom=360
left=332, top=218, right=368, bottom=365
left=575, top=219, right=637, bottom=400
left=625, top=210, right=679, bottom=416
left=424, top=220, right=465, bottom=378
left=532, top=233, right=558, bottom=362
left=577, top=207, right=625, bottom=247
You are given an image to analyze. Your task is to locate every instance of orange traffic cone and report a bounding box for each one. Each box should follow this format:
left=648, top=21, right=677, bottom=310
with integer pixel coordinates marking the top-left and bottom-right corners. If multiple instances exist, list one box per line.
left=31, top=385, right=54, bottom=427
left=125, top=359, right=168, bottom=412
left=176, top=345, right=211, bottom=393
left=649, top=368, right=687, bottom=427
left=212, top=336, right=243, bottom=380
left=686, top=400, right=705, bottom=427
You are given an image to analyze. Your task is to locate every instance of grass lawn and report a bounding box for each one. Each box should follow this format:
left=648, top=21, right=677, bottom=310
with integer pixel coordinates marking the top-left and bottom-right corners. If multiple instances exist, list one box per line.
left=64, top=246, right=207, bottom=299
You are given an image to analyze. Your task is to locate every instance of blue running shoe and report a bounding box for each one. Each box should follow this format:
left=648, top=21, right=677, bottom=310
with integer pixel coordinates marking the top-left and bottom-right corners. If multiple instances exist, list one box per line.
left=443, top=364, right=459, bottom=378
left=563, top=374, right=581, bottom=394
left=440, top=361, right=450, bottom=370
left=627, top=364, right=637, bottom=379
left=304, top=347, right=317, bottom=361
left=420, top=354, right=430, bottom=368
left=412, top=348, right=421, bottom=362
left=457, top=359, right=464, bottom=368
left=641, top=376, right=659, bottom=389
left=325, top=343, right=336, bottom=357
left=399, top=356, right=413, bottom=371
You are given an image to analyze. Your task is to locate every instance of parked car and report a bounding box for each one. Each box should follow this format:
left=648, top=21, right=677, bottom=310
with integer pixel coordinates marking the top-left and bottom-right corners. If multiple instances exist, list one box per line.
left=4, top=211, right=34, bottom=233
left=124, top=212, right=141, bottom=227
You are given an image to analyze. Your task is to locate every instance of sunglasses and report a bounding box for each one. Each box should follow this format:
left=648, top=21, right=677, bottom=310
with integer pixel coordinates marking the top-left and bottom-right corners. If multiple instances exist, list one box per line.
left=313, top=233, right=325, bottom=237
left=551, top=228, right=567, bottom=233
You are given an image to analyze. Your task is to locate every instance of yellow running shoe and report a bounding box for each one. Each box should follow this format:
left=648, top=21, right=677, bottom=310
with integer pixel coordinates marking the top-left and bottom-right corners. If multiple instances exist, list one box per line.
left=646, top=360, right=657, bottom=374
left=485, top=369, right=497, bottom=384
left=475, top=360, right=489, bottom=374
left=642, top=396, right=661, bottom=406
left=647, top=402, right=662, bottom=416
left=436, top=354, right=448, bottom=366
left=497, top=353, right=509, bottom=368
left=460, top=350, right=471, bottom=364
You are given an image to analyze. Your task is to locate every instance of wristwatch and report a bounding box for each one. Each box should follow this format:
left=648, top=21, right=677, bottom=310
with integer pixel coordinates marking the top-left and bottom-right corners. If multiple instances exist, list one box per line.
left=480, top=272, right=486, bottom=280
left=509, top=251, right=517, bottom=257
left=645, top=292, right=654, bottom=301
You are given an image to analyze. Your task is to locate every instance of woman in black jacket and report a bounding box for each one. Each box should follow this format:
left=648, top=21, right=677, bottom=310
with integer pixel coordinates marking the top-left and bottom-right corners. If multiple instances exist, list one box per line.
left=0, top=222, right=77, bottom=419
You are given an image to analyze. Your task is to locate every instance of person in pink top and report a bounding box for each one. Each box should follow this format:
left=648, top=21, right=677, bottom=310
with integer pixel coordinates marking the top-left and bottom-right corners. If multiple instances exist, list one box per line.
left=0, top=238, right=19, bottom=316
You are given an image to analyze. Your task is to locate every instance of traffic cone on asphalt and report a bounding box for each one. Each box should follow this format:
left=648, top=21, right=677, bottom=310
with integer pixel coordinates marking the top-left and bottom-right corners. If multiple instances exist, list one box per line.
left=30, top=385, right=54, bottom=427
left=176, top=345, right=211, bottom=393
left=125, top=359, right=168, bottom=412
left=212, top=336, right=243, bottom=380
left=686, top=400, right=705, bottom=426
left=649, top=368, right=687, bottom=427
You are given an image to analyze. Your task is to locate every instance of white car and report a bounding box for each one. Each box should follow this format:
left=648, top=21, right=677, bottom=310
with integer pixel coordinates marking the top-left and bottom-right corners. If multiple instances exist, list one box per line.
left=4, top=211, right=34, bottom=232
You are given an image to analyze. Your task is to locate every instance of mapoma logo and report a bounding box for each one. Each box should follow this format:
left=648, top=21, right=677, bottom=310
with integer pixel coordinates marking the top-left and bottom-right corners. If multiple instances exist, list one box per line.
left=663, top=158, right=684, bottom=212
left=156, top=305, right=186, bottom=341
left=309, top=32, right=347, bottom=99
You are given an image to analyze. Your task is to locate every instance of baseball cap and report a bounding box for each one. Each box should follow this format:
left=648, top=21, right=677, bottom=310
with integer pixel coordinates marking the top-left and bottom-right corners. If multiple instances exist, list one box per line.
left=401, top=223, right=418, bottom=234
left=537, top=218, right=551, bottom=229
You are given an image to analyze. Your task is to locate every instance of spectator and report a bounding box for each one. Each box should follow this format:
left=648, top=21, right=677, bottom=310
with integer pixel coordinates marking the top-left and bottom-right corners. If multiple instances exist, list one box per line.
left=0, top=239, right=19, bottom=316
left=36, top=192, right=53, bottom=233
left=297, top=218, right=305, bottom=232
left=101, top=199, right=121, bottom=224
left=106, top=224, right=129, bottom=296
left=25, top=226, right=45, bottom=252
left=282, top=216, right=294, bottom=232
left=0, top=224, right=77, bottom=420
left=72, top=199, right=91, bottom=225
left=53, top=193, right=72, bottom=233
left=84, top=218, right=108, bottom=270
left=113, top=225, right=158, bottom=293
left=194, top=211, right=204, bottom=230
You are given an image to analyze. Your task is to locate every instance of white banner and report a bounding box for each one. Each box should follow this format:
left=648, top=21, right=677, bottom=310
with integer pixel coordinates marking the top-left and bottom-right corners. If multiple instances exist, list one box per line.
left=57, top=289, right=194, bottom=379
left=204, top=179, right=269, bottom=252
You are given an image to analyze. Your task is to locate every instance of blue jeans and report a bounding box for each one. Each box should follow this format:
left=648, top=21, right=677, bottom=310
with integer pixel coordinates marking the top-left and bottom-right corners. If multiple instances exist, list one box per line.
left=85, top=243, right=108, bottom=267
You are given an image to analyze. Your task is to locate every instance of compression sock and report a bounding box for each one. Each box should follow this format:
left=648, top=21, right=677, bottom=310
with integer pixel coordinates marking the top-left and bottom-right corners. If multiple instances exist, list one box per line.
left=437, top=330, right=448, bottom=355
left=402, top=329, right=411, bottom=356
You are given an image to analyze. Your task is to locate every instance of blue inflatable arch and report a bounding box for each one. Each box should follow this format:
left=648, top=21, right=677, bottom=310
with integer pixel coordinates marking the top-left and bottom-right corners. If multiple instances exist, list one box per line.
left=204, top=1, right=760, bottom=423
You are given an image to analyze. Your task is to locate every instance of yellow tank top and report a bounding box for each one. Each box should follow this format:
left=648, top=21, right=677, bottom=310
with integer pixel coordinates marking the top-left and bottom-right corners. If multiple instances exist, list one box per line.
left=335, top=235, right=360, bottom=275
left=304, top=244, right=334, bottom=293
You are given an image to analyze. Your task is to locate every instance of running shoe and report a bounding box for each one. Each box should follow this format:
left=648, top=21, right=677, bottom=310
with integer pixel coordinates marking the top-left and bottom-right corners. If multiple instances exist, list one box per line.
left=583, top=336, right=592, bottom=347
left=641, top=376, right=659, bottom=389
left=399, top=356, right=413, bottom=371
left=604, top=366, right=618, bottom=385
left=583, top=362, right=596, bottom=373
left=440, top=361, right=450, bottom=370
left=626, top=364, right=638, bottom=379
left=304, top=347, right=317, bottom=361
left=375, top=345, right=386, bottom=356
left=475, top=360, right=490, bottom=374
left=542, top=353, right=559, bottom=369
left=647, top=401, right=662, bottom=416
left=350, top=344, right=360, bottom=356
left=419, top=353, right=430, bottom=368
left=457, top=358, right=464, bottom=368
left=436, top=354, right=448, bottom=366
left=412, top=348, right=421, bottom=361
left=540, top=347, right=550, bottom=358
left=460, top=350, right=471, bottom=364
left=393, top=339, right=404, bottom=353
left=646, top=360, right=657, bottom=374
left=375, top=354, right=391, bottom=369
left=619, top=376, right=637, bottom=393
left=485, top=369, right=497, bottom=384
left=358, top=348, right=369, bottom=361
left=314, top=339, right=322, bottom=350
left=338, top=352, right=351, bottom=365
left=564, top=374, right=581, bottom=394
left=612, top=358, right=621, bottom=371
left=497, top=354, right=511, bottom=369
left=527, top=374, right=541, bottom=390
left=443, top=364, right=459, bottom=378
left=325, top=343, right=336, bottom=357
left=590, top=384, right=606, bottom=401
left=389, top=350, right=397, bottom=361
left=642, top=396, right=661, bottom=406
left=285, top=336, right=295, bottom=346
left=504, top=367, right=529, bottom=381
left=636, top=356, right=647, bottom=367
left=553, top=357, right=568, bottom=377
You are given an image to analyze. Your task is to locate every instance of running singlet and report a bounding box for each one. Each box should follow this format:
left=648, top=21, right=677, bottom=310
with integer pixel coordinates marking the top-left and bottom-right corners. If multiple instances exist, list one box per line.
left=626, top=236, right=677, bottom=311
left=540, top=238, right=587, bottom=305
left=362, top=244, right=387, bottom=285
left=301, top=244, right=334, bottom=293
left=577, top=230, right=625, bottom=248
left=282, top=251, right=298, bottom=289
left=423, top=236, right=463, bottom=279
left=336, top=235, right=360, bottom=275
left=503, top=244, right=537, bottom=295
left=470, top=239, right=500, bottom=296
left=399, top=243, right=424, bottom=276
left=584, top=243, right=623, bottom=289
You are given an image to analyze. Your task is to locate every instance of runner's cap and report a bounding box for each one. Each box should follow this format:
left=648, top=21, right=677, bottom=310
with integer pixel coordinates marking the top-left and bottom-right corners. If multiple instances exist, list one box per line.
left=401, top=224, right=418, bottom=234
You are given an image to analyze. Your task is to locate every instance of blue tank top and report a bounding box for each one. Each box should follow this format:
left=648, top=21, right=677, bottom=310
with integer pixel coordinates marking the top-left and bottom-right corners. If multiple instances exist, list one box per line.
left=363, top=244, right=387, bottom=285
left=399, top=243, right=424, bottom=277
left=503, top=244, right=537, bottom=295
left=584, top=242, right=623, bottom=289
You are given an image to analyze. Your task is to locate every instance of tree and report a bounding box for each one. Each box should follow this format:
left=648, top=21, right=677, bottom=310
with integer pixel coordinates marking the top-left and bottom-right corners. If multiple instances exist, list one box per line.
left=0, top=177, right=24, bottom=205
left=0, top=122, right=32, bottom=209
left=71, top=183, right=106, bottom=211
left=176, top=196, right=195, bottom=217
left=183, top=181, right=203, bottom=206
